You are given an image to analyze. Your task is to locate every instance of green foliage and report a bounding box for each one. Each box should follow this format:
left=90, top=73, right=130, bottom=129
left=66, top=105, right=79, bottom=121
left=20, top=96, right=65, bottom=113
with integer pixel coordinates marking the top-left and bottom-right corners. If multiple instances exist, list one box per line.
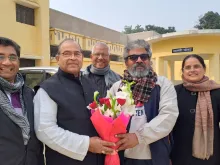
left=194, top=11, right=220, bottom=29
left=123, top=24, right=176, bottom=34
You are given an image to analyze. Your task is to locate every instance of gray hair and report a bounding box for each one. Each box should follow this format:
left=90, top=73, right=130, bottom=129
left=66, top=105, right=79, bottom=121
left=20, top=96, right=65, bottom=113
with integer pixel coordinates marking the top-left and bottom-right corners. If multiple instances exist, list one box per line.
left=123, top=39, right=152, bottom=59
left=91, top=42, right=110, bottom=55
left=57, top=38, right=82, bottom=55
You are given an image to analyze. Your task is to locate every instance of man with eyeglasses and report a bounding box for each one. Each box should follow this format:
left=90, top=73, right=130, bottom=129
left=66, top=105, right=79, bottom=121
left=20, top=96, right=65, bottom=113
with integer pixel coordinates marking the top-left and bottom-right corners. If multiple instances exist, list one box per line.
left=83, top=42, right=120, bottom=98
left=109, top=39, right=179, bottom=165
left=0, top=37, right=44, bottom=165
left=34, top=39, right=115, bottom=165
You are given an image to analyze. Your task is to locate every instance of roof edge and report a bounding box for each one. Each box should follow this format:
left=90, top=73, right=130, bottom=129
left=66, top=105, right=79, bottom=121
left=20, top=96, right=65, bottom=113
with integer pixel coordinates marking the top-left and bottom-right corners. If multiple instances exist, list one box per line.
left=146, top=29, right=220, bottom=42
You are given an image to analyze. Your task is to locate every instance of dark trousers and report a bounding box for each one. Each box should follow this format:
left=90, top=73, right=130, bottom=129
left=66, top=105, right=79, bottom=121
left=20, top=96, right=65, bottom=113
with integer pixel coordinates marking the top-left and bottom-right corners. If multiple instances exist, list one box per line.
left=125, top=158, right=153, bottom=165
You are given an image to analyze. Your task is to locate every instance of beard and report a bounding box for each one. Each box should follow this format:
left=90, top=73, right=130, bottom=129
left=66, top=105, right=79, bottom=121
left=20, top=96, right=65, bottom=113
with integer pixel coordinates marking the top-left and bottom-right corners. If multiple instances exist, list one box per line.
left=127, top=63, right=150, bottom=78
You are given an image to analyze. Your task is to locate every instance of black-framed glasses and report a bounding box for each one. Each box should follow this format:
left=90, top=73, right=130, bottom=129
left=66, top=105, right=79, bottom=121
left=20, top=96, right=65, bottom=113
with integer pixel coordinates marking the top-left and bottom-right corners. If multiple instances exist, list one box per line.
left=60, top=51, right=82, bottom=58
left=125, top=54, right=150, bottom=62
left=0, top=54, right=19, bottom=62
left=93, top=53, right=109, bottom=58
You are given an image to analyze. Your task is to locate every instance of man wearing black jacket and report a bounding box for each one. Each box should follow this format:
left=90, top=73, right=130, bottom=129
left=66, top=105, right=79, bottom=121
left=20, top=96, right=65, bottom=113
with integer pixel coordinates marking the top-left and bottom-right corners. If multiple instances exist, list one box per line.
left=0, top=37, right=44, bottom=165
left=83, top=42, right=121, bottom=98
left=34, top=39, right=115, bottom=165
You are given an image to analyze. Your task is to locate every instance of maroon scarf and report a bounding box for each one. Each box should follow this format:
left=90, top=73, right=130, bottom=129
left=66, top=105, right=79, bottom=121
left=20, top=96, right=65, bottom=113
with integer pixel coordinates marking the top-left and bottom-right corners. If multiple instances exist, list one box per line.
left=123, top=69, right=157, bottom=104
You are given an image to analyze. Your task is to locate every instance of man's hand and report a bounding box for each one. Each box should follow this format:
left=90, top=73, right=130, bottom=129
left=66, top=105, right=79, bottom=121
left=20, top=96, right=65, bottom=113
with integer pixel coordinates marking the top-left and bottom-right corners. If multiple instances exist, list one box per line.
left=89, top=137, right=116, bottom=155
left=115, top=133, right=139, bottom=151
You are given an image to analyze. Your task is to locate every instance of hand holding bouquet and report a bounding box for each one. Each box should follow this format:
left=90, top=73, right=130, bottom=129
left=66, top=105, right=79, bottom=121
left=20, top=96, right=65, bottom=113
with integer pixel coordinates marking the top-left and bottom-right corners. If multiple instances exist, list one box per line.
left=87, top=81, right=136, bottom=165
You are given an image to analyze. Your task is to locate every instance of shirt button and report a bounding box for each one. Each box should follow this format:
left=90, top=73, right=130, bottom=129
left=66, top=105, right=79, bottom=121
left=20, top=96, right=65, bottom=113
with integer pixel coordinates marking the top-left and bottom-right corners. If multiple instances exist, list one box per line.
left=190, top=109, right=196, bottom=113
left=191, top=92, right=197, bottom=96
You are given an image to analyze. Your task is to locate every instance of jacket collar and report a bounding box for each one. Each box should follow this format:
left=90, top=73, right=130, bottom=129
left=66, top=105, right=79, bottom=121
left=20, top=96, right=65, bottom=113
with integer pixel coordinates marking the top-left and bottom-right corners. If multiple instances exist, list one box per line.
left=58, top=68, right=82, bottom=81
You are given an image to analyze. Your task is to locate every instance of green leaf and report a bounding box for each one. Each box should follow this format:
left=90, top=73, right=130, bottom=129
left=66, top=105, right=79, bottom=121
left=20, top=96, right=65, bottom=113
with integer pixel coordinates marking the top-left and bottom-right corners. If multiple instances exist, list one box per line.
left=94, top=91, right=99, bottom=104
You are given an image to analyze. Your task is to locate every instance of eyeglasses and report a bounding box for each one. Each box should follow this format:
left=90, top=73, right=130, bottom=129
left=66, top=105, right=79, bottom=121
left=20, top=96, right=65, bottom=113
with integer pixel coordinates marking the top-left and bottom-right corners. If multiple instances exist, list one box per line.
left=60, top=51, right=82, bottom=58
left=183, top=64, right=202, bottom=71
left=93, top=53, right=109, bottom=58
left=125, top=54, right=150, bottom=62
left=0, top=54, right=19, bottom=62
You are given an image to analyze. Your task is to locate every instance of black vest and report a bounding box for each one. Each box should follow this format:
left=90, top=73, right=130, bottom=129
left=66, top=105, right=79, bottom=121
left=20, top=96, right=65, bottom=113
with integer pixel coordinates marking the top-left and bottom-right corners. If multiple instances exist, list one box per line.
left=0, top=85, right=44, bottom=165
left=40, top=69, right=104, bottom=165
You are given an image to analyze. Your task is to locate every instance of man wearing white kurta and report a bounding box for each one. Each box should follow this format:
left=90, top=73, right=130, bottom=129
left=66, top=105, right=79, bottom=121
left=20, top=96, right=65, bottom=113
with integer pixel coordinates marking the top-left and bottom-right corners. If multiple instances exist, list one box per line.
left=34, top=39, right=115, bottom=165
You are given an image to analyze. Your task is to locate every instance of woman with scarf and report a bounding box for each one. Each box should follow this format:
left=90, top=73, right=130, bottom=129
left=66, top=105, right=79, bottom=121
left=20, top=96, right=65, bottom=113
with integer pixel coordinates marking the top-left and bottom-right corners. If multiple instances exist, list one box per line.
left=0, top=37, right=43, bottom=165
left=171, top=54, right=220, bottom=165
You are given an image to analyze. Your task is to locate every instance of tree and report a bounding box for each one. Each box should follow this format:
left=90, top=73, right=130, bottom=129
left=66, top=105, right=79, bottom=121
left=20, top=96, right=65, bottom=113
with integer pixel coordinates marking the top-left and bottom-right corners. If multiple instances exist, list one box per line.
left=194, top=11, right=220, bottom=29
left=123, top=25, right=145, bottom=34
left=123, top=25, right=133, bottom=34
left=133, top=24, right=145, bottom=33
left=145, top=25, right=176, bottom=34
left=123, top=24, right=176, bottom=34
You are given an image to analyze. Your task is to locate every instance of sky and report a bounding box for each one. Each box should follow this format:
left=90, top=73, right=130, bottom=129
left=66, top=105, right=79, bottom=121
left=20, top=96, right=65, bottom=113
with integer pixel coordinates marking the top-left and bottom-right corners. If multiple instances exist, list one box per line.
left=50, top=0, right=220, bottom=32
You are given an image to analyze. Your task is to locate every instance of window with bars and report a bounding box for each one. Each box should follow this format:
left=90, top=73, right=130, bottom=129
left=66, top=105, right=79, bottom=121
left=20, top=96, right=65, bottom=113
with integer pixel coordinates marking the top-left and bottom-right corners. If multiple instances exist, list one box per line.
left=82, top=50, right=91, bottom=58
left=16, top=4, right=35, bottom=26
left=50, top=45, right=58, bottom=57
left=110, top=55, right=122, bottom=62
left=57, top=32, right=60, bottom=40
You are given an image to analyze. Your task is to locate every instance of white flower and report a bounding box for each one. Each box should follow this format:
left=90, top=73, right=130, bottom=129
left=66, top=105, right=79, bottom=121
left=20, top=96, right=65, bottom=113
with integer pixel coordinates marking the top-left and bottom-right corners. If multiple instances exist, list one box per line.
left=99, top=104, right=105, bottom=112
left=122, top=104, right=136, bottom=116
left=116, top=91, right=128, bottom=99
left=120, top=85, right=128, bottom=93
left=87, top=105, right=92, bottom=110
left=127, top=97, right=133, bottom=105
left=113, top=103, right=122, bottom=112
left=104, top=109, right=114, bottom=117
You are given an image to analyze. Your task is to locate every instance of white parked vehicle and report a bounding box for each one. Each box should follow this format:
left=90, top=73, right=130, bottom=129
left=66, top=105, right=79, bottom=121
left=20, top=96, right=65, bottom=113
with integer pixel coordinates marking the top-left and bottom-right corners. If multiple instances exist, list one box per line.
left=19, top=67, right=85, bottom=89
left=19, top=67, right=58, bottom=89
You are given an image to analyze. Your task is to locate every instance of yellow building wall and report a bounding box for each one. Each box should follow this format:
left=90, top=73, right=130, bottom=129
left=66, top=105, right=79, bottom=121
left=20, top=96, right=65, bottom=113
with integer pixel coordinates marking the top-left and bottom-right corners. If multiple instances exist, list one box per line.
left=151, top=35, right=220, bottom=83
left=50, top=28, right=84, bottom=47
left=50, top=28, right=124, bottom=56
left=0, top=0, right=50, bottom=65
left=152, top=36, right=220, bottom=58
left=85, top=38, right=93, bottom=50
left=109, top=61, right=125, bottom=75
left=50, top=58, right=58, bottom=67
left=0, top=0, right=124, bottom=73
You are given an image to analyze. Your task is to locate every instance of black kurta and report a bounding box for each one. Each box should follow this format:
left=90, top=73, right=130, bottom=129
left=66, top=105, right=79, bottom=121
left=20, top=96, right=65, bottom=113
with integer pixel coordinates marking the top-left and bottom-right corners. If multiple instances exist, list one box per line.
left=171, top=84, right=220, bottom=165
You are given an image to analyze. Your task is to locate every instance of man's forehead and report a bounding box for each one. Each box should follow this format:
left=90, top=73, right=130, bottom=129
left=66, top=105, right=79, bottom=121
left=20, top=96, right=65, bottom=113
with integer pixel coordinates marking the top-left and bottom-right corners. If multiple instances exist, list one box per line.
left=93, top=45, right=109, bottom=54
left=0, top=45, right=17, bottom=54
left=128, top=48, right=147, bottom=54
left=60, top=41, right=81, bottom=50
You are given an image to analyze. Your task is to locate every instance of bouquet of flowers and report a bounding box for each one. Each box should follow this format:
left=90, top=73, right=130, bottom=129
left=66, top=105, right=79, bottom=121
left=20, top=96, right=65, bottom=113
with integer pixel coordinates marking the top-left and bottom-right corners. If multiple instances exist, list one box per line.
left=87, top=81, right=136, bottom=165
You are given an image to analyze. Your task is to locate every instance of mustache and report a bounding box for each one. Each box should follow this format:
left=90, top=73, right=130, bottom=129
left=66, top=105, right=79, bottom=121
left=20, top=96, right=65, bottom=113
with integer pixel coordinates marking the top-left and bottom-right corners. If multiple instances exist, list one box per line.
left=132, top=63, right=147, bottom=70
left=67, top=62, right=79, bottom=65
left=128, top=63, right=150, bottom=78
